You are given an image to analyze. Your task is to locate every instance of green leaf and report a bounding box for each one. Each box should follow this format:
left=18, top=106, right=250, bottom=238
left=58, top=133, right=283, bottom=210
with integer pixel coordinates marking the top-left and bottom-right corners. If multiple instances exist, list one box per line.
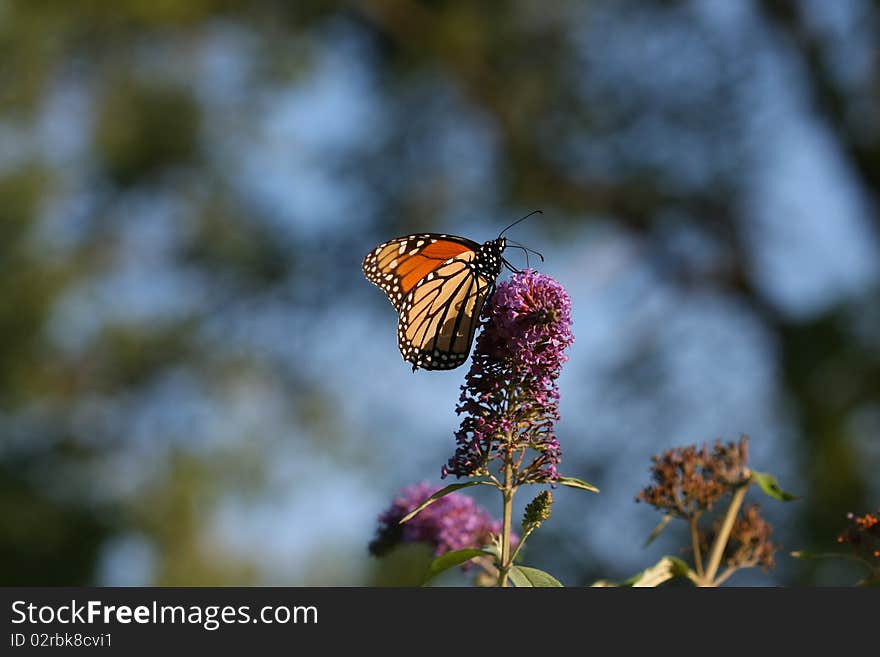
left=664, top=556, right=692, bottom=577
left=399, top=481, right=493, bottom=524
left=556, top=476, right=599, bottom=494
left=791, top=551, right=877, bottom=584
left=371, top=543, right=436, bottom=586
left=789, top=550, right=827, bottom=560
left=790, top=551, right=872, bottom=566
left=751, top=471, right=798, bottom=501
left=620, top=556, right=692, bottom=587
left=508, top=565, right=563, bottom=587
left=643, top=513, right=673, bottom=547
left=597, top=556, right=693, bottom=587
left=423, top=549, right=495, bottom=584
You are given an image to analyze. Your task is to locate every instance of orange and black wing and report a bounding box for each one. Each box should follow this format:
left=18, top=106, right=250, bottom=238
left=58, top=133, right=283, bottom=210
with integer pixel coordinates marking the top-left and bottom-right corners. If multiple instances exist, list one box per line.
left=397, top=253, right=494, bottom=370
left=363, top=234, right=492, bottom=370
left=362, top=234, right=480, bottom=310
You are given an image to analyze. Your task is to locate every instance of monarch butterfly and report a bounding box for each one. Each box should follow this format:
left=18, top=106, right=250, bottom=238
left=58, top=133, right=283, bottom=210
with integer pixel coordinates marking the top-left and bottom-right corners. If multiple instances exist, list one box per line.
left=363, top=212, right=542, bottom=371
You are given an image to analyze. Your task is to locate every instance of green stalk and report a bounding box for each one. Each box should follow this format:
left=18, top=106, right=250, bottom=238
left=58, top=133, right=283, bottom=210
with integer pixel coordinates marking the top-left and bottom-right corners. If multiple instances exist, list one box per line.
left=498, top=457, right=515, bottom=587
left=509, top=527, right=534, bottom=566
left=703, top=483, right=748, bottom=584
left=690, top=515, right=704, bottom=579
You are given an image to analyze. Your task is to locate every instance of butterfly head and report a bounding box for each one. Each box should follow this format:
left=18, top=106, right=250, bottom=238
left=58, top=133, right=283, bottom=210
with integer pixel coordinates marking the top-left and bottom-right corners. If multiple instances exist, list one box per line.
left=474, top=237, right=508, bottom=279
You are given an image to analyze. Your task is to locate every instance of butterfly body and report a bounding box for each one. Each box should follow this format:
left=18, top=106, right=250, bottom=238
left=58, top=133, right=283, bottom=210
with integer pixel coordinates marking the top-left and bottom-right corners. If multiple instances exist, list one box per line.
left=363, top=233, right=508, bottom=371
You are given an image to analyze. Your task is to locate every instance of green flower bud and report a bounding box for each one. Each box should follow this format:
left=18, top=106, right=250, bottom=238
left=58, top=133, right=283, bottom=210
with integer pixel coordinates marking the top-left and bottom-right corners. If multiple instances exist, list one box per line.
left=522, top=490, right=553, bottom=531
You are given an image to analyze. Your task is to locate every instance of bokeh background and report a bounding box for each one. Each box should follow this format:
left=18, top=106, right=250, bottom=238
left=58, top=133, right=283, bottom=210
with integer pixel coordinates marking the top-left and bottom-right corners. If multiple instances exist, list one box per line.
left=1, top=0, right=878, bottom=587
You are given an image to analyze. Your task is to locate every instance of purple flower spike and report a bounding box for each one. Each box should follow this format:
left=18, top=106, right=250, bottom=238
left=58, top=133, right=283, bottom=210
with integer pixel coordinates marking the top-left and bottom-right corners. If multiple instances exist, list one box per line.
left=442, top=270, right=574, bottom=484
left=369, top=482, right=512, bottom=558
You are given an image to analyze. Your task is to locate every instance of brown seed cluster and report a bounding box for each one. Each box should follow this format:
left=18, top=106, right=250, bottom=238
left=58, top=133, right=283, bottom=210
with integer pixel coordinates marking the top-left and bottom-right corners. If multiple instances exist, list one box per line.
left=836, top=511, right=880, bottom=560
left=701, top=504, right=777, bottom=571
left=636, top=438, right=751, bottom=518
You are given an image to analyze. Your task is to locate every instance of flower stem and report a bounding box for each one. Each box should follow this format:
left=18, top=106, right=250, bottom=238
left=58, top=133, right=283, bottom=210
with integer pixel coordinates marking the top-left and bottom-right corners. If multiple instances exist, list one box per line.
left=703, top=483, right=748, bottom=584
left=712, top=565, right=739, bottom=587
left=498, top=456, right=515, bottom=587
left=509, top=527, right=534, bottom=566
left=690, top=515, right=704, bottom=578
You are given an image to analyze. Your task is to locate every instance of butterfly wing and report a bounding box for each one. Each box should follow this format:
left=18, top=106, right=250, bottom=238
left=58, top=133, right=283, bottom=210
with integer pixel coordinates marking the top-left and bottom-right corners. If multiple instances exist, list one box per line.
left=397, top=251, right=494, bottom=370
left=362, top=234, right=480, bottom=310
left=363, top=234, right=492, bottom=370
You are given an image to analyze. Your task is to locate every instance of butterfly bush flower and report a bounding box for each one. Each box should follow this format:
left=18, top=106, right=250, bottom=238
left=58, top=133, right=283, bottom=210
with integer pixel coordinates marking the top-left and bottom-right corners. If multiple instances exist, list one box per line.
left=369, top=482, right=513, bottom=558
left=442, top=270, right=574, bottom=484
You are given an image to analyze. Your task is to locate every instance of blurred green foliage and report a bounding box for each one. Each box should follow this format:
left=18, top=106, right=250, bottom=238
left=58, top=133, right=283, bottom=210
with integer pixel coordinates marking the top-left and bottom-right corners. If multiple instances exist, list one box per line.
left=0, top=461, right=109, bottom=585
left=96, top=81, right=201, bottom=186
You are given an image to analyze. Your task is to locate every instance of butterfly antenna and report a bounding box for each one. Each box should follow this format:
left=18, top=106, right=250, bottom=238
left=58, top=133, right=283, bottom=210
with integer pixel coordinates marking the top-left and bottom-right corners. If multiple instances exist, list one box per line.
left=502, top=257, right=522, bottom=274
left=504, top=243, right=531, bottom=269
left=507, top=240, right=544, bottom=263
left=499, top=209, right=543, bottom=237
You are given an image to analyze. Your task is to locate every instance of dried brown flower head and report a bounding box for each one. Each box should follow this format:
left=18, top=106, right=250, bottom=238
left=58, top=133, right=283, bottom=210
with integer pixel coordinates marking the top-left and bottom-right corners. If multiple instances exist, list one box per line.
left=700, top=504, right=777, bottom=572
left=636, top=437, right=751, bottom=518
